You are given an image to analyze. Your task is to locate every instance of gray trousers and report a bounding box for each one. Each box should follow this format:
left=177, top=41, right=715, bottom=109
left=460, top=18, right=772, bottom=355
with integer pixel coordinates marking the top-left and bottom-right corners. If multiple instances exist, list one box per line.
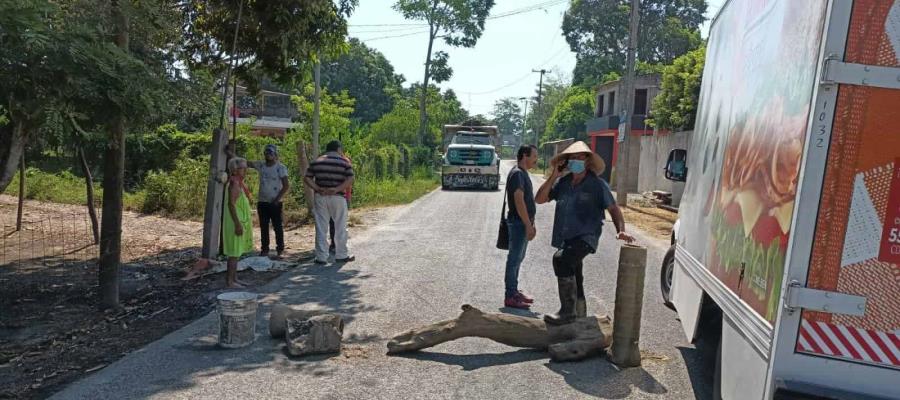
left=314, top=194, right=350, bottom=261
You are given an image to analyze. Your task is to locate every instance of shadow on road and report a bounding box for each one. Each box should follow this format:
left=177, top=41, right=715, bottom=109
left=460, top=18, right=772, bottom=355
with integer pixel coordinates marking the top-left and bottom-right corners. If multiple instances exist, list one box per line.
left=545, top=357, right=668, bottom=399
left=398, top=348, right=547, bottom=371
left=51, top=260, right=377, bottom=399
left=677, top=346, right=715, bottom=400
left=498, top=307, right=541, bottom=318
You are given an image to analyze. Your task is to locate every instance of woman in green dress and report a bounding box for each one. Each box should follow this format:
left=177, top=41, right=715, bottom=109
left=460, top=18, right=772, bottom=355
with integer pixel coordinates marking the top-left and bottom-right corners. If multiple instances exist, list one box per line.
left=223, top=157, right=254, bottom=288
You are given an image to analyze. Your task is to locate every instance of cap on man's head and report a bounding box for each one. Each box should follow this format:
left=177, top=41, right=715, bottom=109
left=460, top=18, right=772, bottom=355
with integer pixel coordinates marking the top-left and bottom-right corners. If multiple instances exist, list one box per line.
left=325, top=140, right=342, bottom=152
left=264, top=144, right=278, bottom=156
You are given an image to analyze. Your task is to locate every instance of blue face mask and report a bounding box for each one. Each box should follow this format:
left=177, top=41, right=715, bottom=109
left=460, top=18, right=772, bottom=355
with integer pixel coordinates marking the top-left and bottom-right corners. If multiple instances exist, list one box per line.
left=567, top=159, right=586, bottom=174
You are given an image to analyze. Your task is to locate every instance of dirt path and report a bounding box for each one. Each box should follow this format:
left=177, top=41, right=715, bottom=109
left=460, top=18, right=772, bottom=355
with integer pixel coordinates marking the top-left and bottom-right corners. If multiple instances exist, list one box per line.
left=0, top=195, right=388, bottom=399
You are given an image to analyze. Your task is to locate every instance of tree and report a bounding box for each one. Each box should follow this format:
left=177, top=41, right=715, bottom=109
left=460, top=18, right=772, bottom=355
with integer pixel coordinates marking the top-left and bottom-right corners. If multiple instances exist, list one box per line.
left=647, top=46, right=705, bottom=131
left=370, top=85, right=469, bottom=147
left=321, top=38, right=405, bottom=124
left=181, top=0, right=358, bottom=89
left=491, top=98, right=523, bottom=138
left=291, top=86, right=356, bottom=149
left=562, top=0, right=706, bottom=86
left=544, top=86, right=595, bottom=142
left=393, top=0, right=495, bottom=146
left=524, top=73, right=569, bottom=145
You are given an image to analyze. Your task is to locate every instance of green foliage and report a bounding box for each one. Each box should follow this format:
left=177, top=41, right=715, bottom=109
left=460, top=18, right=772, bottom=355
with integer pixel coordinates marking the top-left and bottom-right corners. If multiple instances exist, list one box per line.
left=320, top=38, right=405, bottom=123
left=141, top=155, right=209, bottom=218
left=563, top=0, right=706, bottom=85
left=393, top=0, right=495, bottom=48
left=181, top=0, right=358, bottom=88
left=291, top=85, right=356, bottom=152
left=544, top=86, right=595, bottom=142
left=370, top=86, right=467, bottom=147
left=394, top=0, right=495, bottom=143
left=647, top=46, right=705, bottom=130
left=491, top=98, right=523, bottom=137
left=4, top=168, right=143, bottom=211
left=350, top=166, right=438, bottom=208
left=524, top=73, right=569, bottom=144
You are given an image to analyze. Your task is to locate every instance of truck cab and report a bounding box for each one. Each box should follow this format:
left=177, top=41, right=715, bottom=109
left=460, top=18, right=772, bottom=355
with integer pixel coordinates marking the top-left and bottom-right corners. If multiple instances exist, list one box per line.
left=441, top=125, right=501, bottom=190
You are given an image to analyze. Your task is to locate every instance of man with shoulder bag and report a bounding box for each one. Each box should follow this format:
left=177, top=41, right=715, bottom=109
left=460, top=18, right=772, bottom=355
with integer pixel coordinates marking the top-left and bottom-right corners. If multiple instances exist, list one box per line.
left=500, top=144, right=539, bottom=309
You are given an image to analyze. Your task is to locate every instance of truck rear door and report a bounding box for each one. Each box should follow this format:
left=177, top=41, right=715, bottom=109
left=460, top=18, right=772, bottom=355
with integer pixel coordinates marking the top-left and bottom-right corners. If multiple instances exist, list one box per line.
left=767, top=1, right=900, bottom=398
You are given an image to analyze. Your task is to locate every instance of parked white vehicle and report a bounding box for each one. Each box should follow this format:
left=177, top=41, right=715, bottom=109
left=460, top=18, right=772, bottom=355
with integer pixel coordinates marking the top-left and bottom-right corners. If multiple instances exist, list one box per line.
left=659, top=1, right=900, bottom=399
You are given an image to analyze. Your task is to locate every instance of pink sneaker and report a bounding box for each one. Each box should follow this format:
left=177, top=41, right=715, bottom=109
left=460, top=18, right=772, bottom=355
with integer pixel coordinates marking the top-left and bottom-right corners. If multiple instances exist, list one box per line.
left=505, top=296, right=531, bottom=309
left=516, top=290, right=534, bottom=304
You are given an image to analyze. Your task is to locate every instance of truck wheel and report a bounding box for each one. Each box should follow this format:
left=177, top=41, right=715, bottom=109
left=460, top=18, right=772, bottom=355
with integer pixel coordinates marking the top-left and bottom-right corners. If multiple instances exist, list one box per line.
left=660, top=245, right=676, bottom=311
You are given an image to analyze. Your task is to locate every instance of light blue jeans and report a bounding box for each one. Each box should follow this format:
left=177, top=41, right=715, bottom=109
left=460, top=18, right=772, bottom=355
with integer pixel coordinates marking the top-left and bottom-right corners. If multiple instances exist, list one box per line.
left=505, top=218, right=529, bottom=299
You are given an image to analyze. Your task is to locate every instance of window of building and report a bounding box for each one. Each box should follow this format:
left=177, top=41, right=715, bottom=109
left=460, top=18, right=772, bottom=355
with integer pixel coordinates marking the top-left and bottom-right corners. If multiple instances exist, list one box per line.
left=597, top=94, right=605, bottom=117
left=634, top=89, right=648, bottom=115
left=608, top=91, right=616, bottom=116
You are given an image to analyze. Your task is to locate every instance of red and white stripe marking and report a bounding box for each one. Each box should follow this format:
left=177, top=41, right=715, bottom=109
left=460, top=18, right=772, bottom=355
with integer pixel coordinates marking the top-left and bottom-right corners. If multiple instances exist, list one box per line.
left=797, top=319, right=900, bottom=367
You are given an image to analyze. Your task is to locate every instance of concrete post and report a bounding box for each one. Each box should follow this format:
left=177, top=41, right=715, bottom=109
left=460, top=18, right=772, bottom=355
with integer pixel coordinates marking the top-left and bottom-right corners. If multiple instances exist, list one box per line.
left=609, top=244, right=648, bottom=367
left=201, top=128, right=229, bottom=259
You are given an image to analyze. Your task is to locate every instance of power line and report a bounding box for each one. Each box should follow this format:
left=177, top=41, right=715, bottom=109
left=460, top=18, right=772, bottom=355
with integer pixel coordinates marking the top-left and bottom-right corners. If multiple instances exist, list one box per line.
left=458, top=46, right=568, bottom=96
left=352, top=0, right=566, bottom=37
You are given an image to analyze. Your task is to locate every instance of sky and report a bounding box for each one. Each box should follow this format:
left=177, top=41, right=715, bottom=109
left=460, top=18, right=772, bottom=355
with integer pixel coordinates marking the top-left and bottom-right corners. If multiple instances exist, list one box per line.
left=349, top=0, right=728, bottom=118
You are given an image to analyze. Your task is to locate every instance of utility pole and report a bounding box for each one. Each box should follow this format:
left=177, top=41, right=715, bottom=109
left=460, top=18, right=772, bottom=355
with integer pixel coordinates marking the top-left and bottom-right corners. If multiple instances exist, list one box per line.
left=615, top=0, right=640, bottom=206
left=201, top=0, right=244, bottom=260
left=518, top=96, right=529, bottom=148
left=312, top=61, right=322, bottom=158
left=532, top=69, right=547, bottom=147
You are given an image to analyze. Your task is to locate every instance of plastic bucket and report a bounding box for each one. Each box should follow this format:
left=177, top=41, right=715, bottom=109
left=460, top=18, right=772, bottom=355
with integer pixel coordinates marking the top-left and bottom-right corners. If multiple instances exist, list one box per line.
left=216, top=291, right=259, bottom=348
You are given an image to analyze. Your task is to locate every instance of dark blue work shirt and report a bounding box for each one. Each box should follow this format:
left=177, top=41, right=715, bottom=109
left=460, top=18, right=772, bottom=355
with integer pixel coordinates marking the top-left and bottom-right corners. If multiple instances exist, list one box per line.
left=548, top=173, right=616, bottom=252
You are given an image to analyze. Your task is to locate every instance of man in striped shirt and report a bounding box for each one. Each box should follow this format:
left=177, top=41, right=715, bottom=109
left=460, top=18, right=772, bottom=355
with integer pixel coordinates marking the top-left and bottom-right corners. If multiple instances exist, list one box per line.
left=304, top=140, right=355, bottom=264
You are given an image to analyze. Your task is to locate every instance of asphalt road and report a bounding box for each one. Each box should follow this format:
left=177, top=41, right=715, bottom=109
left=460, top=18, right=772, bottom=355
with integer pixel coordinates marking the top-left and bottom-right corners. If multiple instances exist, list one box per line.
left=51, top=160, right=713, bottom=400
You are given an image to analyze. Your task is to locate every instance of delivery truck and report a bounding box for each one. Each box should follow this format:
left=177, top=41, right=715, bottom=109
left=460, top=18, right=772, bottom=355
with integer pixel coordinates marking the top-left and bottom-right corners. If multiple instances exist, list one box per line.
left=441, top=124, right=501, bottom=190
left=659, top=0, right=900, bottom=398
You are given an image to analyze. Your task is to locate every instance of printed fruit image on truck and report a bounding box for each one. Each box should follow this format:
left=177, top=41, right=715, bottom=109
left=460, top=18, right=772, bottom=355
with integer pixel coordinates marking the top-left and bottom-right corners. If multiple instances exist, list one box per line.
left=441, top=124, right=501, bottom=190
left=658, top=1, right=900, bottom=399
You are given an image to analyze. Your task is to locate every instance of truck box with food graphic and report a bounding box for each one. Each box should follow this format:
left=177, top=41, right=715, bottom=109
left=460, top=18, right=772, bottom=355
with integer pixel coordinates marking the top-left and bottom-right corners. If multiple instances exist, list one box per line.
left=659, top=1, right=900, bottom=399
left=441, top=124, right=501, bottom=190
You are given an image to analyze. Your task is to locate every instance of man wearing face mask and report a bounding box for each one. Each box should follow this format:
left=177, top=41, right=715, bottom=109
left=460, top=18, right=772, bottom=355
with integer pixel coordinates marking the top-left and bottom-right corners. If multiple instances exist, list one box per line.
left=535, top=141, right=635, bottom=325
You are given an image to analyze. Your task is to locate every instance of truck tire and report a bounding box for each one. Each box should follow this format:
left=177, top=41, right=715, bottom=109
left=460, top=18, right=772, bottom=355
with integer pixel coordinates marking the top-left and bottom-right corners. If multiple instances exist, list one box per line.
left=660, top=245, right=676, bottom=311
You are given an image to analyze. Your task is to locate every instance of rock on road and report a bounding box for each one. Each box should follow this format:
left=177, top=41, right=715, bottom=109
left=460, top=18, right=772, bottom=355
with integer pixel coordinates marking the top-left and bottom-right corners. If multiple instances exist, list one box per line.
left=51, top=161, right=712, bottom=400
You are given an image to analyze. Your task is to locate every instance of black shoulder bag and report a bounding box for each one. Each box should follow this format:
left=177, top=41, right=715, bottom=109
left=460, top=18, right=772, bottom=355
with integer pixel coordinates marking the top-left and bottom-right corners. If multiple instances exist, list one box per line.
left=496, top=178, right=510, bottom=250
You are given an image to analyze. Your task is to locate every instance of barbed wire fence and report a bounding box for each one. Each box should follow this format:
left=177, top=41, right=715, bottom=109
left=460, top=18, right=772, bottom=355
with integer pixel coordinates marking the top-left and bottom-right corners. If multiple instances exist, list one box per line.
left=1, top=200, right=198, bottom=269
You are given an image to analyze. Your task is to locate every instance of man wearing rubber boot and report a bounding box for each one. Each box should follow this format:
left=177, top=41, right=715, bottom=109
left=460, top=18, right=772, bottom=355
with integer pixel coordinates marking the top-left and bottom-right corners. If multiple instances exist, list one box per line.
left=535, top=141, right=635, bottom=325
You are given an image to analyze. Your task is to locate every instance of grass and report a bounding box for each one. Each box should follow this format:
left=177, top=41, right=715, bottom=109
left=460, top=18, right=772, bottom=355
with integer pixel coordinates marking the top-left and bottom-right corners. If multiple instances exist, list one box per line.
left=5, top=165, right=439, bottom=223
left=4, top=168, right=145, bottom=211
left=351, top=166, right=439, bottom=208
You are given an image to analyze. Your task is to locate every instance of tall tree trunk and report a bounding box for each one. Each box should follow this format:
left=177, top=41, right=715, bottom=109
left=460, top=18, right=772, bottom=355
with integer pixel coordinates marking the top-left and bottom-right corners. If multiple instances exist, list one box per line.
left=418, top=32, right=436, bottom=147
left=16, top=152, right=24, bottom=231
left=297, top=141, right=315, bottom=217
left=312, top=61, right=321, bottom=157
left=0, top=119, right=27, bottom=193
left=78, top=147, right=100, bottom=244
left=99, top=1, right=129, bottom=310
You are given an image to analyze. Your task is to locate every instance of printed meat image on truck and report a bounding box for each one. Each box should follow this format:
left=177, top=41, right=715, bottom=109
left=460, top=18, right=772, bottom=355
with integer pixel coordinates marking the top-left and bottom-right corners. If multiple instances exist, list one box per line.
left=658, top=1, right=900, bottom=399
left=441, top=124, right=501, bottom=190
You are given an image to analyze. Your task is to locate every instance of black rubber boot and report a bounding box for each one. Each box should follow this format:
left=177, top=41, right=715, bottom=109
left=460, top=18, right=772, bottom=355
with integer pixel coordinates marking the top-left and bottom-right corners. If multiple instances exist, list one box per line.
left=544, top=277, right=577, bottom=325
left=575, top=299, right=586, bottom=318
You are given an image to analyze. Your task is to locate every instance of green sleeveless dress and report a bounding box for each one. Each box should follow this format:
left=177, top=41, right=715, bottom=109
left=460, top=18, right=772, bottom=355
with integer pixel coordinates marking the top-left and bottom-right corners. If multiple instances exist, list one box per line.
left=222, top=178, right=254, bottom=258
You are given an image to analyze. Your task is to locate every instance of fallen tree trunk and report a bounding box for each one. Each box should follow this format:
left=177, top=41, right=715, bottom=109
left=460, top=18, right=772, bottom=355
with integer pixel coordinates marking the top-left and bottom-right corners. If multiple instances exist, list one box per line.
left=387, top=304, right=613, bottom=362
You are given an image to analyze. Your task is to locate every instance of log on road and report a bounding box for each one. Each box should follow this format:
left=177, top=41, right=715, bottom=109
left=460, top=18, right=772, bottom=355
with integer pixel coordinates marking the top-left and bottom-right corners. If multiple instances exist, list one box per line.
left=387, top=304, right=613, bottom=361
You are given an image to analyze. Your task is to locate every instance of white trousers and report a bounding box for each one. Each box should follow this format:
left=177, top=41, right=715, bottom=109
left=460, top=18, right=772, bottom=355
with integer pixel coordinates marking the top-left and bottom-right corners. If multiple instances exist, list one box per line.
left=313, top=194, right=350, bottom=261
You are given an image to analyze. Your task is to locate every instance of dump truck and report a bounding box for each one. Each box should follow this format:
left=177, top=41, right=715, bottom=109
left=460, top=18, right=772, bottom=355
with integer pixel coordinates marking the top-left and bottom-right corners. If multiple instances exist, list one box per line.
left=441, top=124, right=501, bottom=190
left=658, top=1, right=900, bottom=399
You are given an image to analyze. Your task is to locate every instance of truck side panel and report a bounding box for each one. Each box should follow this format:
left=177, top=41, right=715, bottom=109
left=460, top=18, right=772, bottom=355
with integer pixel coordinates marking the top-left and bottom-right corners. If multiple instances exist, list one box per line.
left=676, top=0, right=829, bottom=332
left=798, top=0, right=900, bottom=371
